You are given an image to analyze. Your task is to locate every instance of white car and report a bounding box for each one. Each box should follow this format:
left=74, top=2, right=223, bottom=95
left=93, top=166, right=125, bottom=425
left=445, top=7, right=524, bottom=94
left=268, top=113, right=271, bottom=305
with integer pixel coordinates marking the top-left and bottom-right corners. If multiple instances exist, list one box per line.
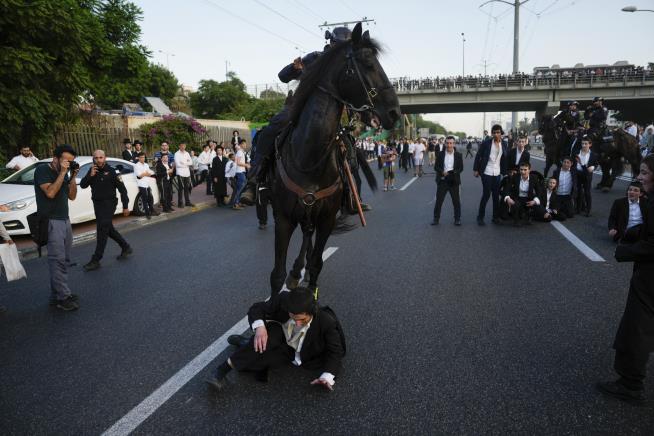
left=0, top=157, right=160, bottom=236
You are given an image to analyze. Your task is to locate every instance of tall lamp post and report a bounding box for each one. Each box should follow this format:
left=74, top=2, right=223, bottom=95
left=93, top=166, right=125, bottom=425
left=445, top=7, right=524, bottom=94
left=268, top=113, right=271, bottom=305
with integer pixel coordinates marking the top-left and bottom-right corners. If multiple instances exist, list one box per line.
left=479, top=0, right=530, bottom=132
left=158, top=50, right=175, bottom=70
left=461, top=33, right=466, bottom=78
left=621, top=5, right=654, bottom=12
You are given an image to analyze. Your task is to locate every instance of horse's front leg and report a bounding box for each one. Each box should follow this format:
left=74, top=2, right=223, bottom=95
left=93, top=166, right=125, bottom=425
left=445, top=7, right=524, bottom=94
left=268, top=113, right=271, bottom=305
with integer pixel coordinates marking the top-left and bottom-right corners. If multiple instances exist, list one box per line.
left=286, top=226, right=313, bottom=290
left=306, top=213, right=336, bottom=297
left=270, top=215, right=295, bottom=298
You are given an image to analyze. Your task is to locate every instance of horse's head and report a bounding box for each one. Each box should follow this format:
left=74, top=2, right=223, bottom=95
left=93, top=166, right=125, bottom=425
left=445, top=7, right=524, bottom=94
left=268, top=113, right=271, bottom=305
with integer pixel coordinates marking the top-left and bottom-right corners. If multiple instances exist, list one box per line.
left=333, top=23, right=400, bottom=130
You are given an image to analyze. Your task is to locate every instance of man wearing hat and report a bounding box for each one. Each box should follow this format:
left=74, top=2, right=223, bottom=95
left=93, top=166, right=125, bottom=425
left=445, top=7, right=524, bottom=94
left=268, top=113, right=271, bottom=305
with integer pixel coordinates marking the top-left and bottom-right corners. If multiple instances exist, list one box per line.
left=584, top=97, right=608, bottom=144
left=33, top=144, right=80, bottom=311
left=239, top=27, right=353, bottom=205
left=206, top=287, right=345, bottom=391
left=121, top=138, right=136, bottom=162
left=132, top=140, right=145, bottom=163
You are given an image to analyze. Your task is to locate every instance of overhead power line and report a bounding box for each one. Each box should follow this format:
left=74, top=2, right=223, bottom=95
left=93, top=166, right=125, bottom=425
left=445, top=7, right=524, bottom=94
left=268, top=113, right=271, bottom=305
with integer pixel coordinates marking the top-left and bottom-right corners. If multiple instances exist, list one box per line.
left=287, top=0, right=326, bottom=22
left=252, top=0, right=323, bottom=40
left=200, top=0, right=308, bottom=51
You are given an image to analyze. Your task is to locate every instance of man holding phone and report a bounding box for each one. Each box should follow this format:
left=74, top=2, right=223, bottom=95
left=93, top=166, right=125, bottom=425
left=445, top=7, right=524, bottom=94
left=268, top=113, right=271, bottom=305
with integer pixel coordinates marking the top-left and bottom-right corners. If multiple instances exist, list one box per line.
left=80, top=149, right=132, bottom=271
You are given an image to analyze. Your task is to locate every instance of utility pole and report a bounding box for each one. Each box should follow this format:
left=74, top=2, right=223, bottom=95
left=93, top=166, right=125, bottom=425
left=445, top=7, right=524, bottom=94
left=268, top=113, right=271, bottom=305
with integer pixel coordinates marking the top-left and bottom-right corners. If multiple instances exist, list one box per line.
left=479, top=0, right=530, bottom=133
left=225, top=60, right=230, bottom=81
left=461, top=33, right=466, bottom=77
left=158, top=50, right=175, bottom=70
left=477, top=59, right=496, bottom=136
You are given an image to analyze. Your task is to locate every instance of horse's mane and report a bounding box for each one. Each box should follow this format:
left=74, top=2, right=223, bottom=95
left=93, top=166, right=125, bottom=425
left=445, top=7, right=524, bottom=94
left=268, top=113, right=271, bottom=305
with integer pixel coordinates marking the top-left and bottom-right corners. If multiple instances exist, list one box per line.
left=289, top=38, right=382, bottom=123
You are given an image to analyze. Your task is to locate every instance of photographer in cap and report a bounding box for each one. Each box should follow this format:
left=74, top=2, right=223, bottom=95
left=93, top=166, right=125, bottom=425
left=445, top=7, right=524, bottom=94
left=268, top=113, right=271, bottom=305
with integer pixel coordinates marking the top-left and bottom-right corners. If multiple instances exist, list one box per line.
left=206, top=287, right=345, bottom=392
left=33, top=144, right=80, bottom=311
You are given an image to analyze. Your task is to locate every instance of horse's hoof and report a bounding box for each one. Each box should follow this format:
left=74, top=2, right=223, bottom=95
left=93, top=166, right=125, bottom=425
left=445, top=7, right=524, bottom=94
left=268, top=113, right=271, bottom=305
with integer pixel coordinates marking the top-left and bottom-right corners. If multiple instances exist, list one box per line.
left=285, top=276, right=300, bottom=290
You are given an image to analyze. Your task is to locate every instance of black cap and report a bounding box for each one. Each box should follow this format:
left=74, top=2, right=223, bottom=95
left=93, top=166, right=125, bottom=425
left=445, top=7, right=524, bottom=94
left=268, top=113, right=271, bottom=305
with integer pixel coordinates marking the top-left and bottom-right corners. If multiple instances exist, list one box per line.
left=284, top=287, right=317, bottom=315
left=54, top=144, right=77, bottom=158
left=123, top=137, right=132, bottom=144
left=568, top=100, right=579, bottom=106
left=592, top=97, right=603, bottom=102
left=325, top=26, right=353, bottom=43
left=133, top=140, right=143, bottom=146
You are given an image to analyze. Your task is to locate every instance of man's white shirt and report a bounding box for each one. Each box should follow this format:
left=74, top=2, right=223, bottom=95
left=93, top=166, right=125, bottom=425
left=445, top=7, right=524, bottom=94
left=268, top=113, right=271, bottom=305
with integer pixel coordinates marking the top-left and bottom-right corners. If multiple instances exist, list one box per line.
left=174, top=150, right=193, bottom=177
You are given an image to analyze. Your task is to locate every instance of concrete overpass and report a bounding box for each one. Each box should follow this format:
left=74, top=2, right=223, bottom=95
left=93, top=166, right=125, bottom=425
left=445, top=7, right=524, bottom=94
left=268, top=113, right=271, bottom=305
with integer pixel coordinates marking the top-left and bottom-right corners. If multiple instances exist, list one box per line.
left=393, top=74, right=654, bottom=123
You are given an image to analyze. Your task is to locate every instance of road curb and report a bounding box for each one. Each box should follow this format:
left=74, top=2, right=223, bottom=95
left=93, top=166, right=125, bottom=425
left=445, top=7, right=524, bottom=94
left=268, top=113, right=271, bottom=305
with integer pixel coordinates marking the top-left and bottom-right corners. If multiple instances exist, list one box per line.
left=18, top=200, right=215, bottom=261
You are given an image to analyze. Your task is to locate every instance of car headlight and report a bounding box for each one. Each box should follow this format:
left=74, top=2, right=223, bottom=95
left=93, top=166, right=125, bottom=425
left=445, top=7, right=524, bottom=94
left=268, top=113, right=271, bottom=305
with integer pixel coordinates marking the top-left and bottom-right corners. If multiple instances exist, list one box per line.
left=2, top=196, right=35, bottom=211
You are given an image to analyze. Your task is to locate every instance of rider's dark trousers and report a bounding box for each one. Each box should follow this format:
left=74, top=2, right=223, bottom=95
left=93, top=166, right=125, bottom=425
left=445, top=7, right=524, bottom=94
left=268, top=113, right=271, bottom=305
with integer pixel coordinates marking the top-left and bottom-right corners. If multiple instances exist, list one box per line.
left=575, top=171, right=593, bottom=213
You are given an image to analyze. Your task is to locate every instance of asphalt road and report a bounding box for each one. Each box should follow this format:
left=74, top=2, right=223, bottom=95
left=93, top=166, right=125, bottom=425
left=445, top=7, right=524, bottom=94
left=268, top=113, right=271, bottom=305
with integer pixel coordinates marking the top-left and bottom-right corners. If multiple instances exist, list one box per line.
left=1, top=155, right=652, bottom=435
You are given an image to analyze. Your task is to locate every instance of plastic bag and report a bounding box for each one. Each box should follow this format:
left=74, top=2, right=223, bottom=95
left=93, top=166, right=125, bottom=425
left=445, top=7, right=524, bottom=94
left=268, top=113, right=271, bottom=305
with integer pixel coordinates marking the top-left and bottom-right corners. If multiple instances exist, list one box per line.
left=0, top=243, right=27, bottom=282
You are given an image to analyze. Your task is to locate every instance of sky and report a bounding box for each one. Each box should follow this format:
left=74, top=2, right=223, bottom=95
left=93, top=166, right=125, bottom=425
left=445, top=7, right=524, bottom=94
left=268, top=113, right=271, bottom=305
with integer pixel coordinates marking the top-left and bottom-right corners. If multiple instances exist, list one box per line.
left=133, top=0, right=654, bottom=136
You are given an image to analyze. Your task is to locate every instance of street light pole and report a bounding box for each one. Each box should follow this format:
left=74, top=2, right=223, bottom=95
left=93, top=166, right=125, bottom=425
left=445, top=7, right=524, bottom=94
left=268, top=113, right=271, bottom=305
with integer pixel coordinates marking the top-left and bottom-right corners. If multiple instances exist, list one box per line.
left=479, top=0, right=530, bottom=133
left=461, top=33, right=466, bottom=78
left=158, top=50, right=175, bottom=70
left=621, top=6, right=654, bottom=12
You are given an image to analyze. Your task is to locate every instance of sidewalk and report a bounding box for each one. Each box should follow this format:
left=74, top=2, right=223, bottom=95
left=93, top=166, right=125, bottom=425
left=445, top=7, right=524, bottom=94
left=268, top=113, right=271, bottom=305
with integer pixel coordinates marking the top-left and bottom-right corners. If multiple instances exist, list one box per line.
left=14, top=185, right=219, bottom=260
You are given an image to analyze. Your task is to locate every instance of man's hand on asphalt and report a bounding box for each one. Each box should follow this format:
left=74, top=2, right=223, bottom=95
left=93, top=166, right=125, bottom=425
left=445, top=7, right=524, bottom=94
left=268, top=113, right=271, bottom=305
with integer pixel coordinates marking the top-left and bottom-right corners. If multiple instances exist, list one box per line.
left=609, top=229, right=618, bottom=238
left=254, top=326, right=268, bottom=353
left=123, top=208, right=130, bottom=217
left=310, top=378, right=334, bottom=391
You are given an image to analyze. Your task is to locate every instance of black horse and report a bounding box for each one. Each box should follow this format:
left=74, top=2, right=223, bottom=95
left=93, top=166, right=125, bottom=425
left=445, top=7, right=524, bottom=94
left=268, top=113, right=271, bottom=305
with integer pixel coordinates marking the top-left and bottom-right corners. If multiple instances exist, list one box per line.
left=595, top=128, right=641, bottom=191
left=539, top=114, right=565, bottom=178
left=269, top=23, right=400, bottom=297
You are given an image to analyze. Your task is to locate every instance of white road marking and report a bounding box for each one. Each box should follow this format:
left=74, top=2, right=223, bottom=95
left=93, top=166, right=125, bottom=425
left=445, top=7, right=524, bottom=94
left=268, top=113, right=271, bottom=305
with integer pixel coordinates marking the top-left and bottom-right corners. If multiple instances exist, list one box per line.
left=531, top=155, right=632, bottom=181
left=399, top=176, right=418, bottom=191
left=102, top=247, right=339, bottom=436
left=550, top=221, right=605, bottom=262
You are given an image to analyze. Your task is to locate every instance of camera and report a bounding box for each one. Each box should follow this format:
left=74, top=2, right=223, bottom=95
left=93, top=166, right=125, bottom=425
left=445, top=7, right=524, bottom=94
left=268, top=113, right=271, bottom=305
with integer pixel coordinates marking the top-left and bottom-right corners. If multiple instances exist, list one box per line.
left=69, top=161, right=80, bottom=172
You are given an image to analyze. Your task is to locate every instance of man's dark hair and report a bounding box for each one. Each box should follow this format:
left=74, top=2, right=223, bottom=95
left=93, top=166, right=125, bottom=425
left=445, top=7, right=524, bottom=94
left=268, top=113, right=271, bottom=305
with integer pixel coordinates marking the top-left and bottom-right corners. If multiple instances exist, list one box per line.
left=445, top=135, right=455, bottom=141
left=518, top=134, right=528, bottom=140
left=216, top=145, right=224, bottom=150
left=562, top=155, right=573, bottom=163
left=54, top=144, right=77, bottom=158
left=285, top=286, right=317, bottom=315
left=491, top=124, right=503, bottom=134
left=161, top=141, right=169, bottom=146
left=629, top=180, right=643, bottom=191
left=519, top=162, right=531, bottom=169
left=232, top=130, right=239, bottom=135
left=137, top=152, right=146, bottom=157
left=238, top=139, right=247, bottom=145
left=134, top=140, right=143, bottom=146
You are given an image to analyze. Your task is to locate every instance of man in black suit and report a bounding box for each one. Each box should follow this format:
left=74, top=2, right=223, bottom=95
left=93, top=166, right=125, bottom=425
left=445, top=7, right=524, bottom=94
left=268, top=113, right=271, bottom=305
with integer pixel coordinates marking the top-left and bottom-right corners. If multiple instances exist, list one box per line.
left=473, top=124, right=509, bottom=225
left=211, top=145, right=229, bottom=207
left=507, top=135, right=531, bottom=175
left=537, top=177, right=565, bottom=222
left=608, top=181, right=648, bottom=242
left=432, top=136, right=463, bottom=226
left=503, top=162, right=545, bottom=225
left=121, top=138, right=136, bottom=162
left=206, top=287, right=345, bottom=391
left=573, top=135, right=599, bottom=217
left=553, top=156, right=577, bottom=219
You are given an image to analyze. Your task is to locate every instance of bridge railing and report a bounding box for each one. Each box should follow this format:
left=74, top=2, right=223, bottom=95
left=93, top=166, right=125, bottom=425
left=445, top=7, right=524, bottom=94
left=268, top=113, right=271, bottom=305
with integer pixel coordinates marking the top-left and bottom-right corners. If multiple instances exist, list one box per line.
left=391, top=69, right=654, bottom=93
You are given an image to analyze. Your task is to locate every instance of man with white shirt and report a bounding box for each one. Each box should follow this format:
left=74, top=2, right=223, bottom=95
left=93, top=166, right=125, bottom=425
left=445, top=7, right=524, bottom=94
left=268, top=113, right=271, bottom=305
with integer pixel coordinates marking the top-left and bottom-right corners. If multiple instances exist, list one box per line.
left=608, top=181, right=648, bottom=242
left=206, top=287, right=345, bottom=392
left=473, top=124, right=509, bottom=225
left=573, top=136, right=599, bottom=217
left=6, top=146, right=38, bottom=171
left=507, top=135, right=531, bottom=175
left=432, top=136, right=463, bottom=226
left=232, top=140, right=250, bottom=209
left=174, top=142, right=194, bottom=208
left=553, top=156, right=577, bottom=219
left=503, top=162, right=545, bottom=225
left=133, top=152, right=157, bottom=219
left=197, top=143, right=214, bottom=195
left=413, top=139, right=426, bottom=177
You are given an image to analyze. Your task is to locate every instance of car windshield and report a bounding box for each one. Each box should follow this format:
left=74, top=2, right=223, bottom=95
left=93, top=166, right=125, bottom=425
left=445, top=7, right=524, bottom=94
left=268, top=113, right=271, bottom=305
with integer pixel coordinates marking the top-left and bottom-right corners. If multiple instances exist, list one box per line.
left=1, top=162, right=46, bottom=185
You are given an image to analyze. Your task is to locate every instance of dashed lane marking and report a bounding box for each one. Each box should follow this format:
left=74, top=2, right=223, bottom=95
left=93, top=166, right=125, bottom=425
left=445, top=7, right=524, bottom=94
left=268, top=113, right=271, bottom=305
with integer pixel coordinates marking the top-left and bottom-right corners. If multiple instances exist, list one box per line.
left=399, top=176, right=419, bottom=191
left=550, top=221, right=605, bottom=262
left=102, top=247, right=339, bottom=436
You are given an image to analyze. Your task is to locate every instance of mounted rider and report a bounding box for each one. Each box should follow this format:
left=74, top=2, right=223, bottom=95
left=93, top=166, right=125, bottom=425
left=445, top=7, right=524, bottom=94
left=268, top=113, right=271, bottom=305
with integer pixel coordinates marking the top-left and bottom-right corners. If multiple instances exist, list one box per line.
left=239, top=27, right=353, bottom=206
left=555, top=100, right=583, bottom=155
left=584, top=96, right=608, bottom=145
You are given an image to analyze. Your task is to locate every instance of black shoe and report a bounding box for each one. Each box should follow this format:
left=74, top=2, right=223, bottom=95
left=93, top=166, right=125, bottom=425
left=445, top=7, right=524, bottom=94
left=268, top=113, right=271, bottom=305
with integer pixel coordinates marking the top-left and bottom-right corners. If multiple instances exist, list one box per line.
left=151, top=211, right=161, bottom=216
left=146, top=215, right=152, bottom=220
left=186, top=203, right=195, bottom=207
left=584, top=211, right=591, bottom=217
left=596, top=381, right=646, bottom=405
left=56, top=296, right=79, bottom=311
left=83, top=260, right=100, bottom=271
left=117, top=246, right=133, bottom=260
left=492, top=218, right=501, bottom=225
left=178, top=203, right=184, bottom=208
left=477, top=217, right=485, bottom=226
left=50, top=294, right=79, bottom=306
left=205, top=376, right=227, bottom=392
left=454, top=219, right=461, bottom=226
left=258, top=223, right=267, bottom=230
left=430, top=220, right=439, bottom=226
left=227, top=334, right=249, bottom=348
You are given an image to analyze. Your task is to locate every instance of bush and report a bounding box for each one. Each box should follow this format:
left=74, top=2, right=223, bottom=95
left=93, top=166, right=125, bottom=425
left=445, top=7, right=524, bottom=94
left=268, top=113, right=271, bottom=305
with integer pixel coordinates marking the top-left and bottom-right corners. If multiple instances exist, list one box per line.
left=139, top=115, right=208, bottom=150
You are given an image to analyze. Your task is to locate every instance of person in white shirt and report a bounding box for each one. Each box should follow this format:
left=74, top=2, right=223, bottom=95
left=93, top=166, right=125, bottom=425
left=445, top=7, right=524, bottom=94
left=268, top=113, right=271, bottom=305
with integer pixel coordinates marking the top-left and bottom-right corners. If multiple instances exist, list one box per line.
left=174, top=143, right=194, bottom=208
left=6, top=146, right=38, bottom=171
left=625, top=122, right=638, bottom=138
left=205, top=287, right=345, bottom=392
left=473, top=124, right=509, bottom=225
left=134, top=152, right=156, bottom=219
left=608, top=181, right=646, bottom=242
left=224, top=152, right=239, bottom=208
left=197, top=143, right=214, bottom=195
left=413, top=139, right=426, bottom=177
left=233, top=140, right=250, bottom=209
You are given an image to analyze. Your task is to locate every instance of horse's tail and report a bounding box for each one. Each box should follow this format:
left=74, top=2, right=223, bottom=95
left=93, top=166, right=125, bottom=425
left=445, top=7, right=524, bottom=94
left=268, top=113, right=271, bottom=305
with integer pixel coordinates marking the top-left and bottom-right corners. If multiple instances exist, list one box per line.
left=356, top=148, right=377, bottom=192
left=332, top=211, right=357, bottom=234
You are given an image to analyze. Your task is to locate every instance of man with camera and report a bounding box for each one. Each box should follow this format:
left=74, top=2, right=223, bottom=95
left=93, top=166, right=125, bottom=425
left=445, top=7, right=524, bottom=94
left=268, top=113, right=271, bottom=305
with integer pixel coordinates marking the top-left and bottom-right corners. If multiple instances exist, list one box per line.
left=80, top=149, right=132, bottom=272
left=34, top=144, right=80, bottom=311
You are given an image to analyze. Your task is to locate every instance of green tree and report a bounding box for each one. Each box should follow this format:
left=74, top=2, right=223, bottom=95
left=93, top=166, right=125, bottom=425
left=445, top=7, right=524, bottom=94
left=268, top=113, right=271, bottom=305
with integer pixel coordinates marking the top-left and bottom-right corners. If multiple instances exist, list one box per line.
left=0, top=0, right=96, bottom=156
left=189, top=72, right=252, bottom=118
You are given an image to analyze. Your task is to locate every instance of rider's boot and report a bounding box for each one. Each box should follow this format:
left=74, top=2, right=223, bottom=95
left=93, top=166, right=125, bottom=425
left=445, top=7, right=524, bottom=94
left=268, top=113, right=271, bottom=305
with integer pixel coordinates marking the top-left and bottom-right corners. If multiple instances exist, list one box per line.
left=239, top=157, right=269, bottom=206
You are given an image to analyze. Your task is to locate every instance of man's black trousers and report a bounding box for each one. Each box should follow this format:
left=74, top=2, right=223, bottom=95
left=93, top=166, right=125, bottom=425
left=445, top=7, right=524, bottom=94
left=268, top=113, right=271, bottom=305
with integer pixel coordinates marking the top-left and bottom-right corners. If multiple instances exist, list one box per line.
left=229, top=322, right=294, bottom=372
left=256, top=186, right=271, bottom=225
left=576, top=171, right=593, bottom=213
left=433, top=180, right=461, bottom=221
left=92, top=199, right=128, bottom=261
left=176, top=176, right=191, bottom=205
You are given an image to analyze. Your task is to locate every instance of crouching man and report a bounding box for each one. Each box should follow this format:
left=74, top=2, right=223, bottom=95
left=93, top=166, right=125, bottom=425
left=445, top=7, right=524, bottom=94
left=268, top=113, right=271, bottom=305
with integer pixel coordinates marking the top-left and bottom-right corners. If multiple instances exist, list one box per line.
left=503, top=162, right=545, bottom=225
left=206, top=287, right=345, bottom=391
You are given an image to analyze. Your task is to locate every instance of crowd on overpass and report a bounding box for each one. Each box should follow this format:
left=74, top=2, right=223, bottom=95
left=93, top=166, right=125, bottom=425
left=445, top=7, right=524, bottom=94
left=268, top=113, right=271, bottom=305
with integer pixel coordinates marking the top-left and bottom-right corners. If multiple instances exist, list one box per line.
left=391, top=65, right=654, bottom=92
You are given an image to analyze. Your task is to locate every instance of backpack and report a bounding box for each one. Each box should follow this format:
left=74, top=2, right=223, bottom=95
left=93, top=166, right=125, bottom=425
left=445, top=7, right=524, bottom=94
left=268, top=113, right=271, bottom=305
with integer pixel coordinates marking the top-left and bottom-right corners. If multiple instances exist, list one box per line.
left=320, top=305, right=346, bottom=356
